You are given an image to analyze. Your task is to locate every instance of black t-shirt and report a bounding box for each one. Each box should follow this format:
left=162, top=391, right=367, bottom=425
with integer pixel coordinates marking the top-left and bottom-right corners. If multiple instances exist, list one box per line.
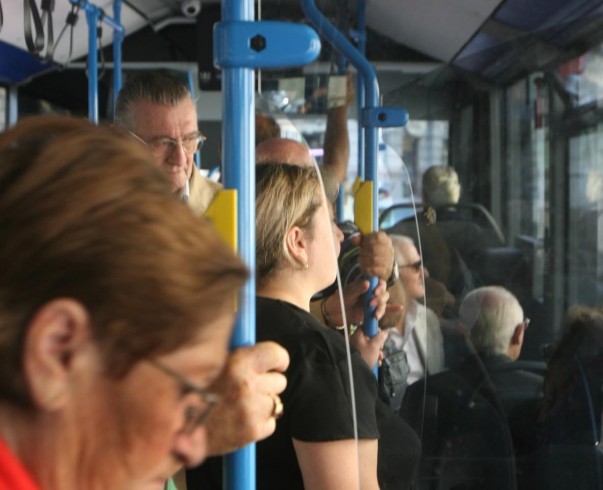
left=256, top=296, right=379, bottom=490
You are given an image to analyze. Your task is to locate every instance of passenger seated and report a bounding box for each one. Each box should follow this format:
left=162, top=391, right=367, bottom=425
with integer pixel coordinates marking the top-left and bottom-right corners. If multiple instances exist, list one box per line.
left=422, top=165, right=502, bottom=250
left=527, top=306, right=603, bottom=489
left=538, top=306, right=603, bottom=445
left=459, top=286, right=544, bottom=416
left=384, top=235, right=445, bottom=395
left=400, top=335, right=517, bottom=490
left=386, top=165, right=501, bottom=304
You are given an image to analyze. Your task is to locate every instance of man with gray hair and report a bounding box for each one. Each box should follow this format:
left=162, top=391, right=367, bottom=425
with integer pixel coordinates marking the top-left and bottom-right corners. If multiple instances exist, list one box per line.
left=459, top=286, right=543, bottom=414
left=460, top=286, right=525, bottom=360
left=115, top=71, right=220, bottom=214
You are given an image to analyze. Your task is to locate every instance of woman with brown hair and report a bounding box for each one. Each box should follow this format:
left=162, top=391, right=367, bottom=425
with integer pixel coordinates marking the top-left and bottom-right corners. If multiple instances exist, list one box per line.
left=0, top=115, right=252, bottom=490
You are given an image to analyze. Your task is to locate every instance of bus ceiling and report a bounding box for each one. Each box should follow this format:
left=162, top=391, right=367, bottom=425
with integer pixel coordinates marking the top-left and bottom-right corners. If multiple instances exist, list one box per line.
left=1, top=0, right=603, bottom=86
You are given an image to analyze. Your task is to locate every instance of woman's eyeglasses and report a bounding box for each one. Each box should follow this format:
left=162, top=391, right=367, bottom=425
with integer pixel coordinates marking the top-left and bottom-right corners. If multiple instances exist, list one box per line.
left=148, top=360, right=219, bottom=435
left=399, top=260, right=423, bottom=273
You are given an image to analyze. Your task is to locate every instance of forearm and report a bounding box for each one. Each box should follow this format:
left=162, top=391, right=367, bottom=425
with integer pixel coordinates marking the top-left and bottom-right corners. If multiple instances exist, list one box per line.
left=310, top=294, right=344, bottom=328
left=293, top=438, right=380, bottom=490
left=323, top=105, right=350, bottom=185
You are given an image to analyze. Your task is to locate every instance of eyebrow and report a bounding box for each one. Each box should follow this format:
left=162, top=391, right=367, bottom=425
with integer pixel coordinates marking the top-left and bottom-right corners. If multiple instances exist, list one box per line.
left=145, top=131, right=201, bottom=142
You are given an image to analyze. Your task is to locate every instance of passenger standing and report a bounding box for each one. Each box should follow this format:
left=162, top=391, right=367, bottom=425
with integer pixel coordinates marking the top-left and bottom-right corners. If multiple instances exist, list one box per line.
left=115, top=72, right=291, bottom=488
left=254, top=163, right=382, bottom=490
left=255, top=137, right=400, bottom=329
left=115, top=71, right=220, bottom=213
left=0, top=115, right=278, bottom=490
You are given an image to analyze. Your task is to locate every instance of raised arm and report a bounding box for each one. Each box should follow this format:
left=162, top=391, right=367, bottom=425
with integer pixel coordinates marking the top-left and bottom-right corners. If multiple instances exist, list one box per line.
left=322, top=74, right=354, bottom=185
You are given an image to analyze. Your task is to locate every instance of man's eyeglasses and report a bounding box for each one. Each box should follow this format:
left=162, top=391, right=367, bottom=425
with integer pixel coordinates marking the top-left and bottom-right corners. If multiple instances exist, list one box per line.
left=399, top=260, right=423, bottom=273
left=129, top=131, right=206, bottom=158
left=148, top=360, right=219, bottom=435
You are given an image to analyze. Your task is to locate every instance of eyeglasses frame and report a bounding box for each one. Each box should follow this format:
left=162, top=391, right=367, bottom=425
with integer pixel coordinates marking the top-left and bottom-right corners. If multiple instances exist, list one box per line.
left=128, top=130, right=206, bottom=158
left=399, top=259, right=423, bottom=273
left=148, top=359, right=219, bottom=434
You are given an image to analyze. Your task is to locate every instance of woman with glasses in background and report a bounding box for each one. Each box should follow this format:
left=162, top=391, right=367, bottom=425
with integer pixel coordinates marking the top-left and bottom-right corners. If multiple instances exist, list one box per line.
left=0, top=116, right=251, bottom=490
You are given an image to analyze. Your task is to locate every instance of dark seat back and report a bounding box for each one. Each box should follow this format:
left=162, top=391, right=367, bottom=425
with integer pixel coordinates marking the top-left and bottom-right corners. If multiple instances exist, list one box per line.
left=401, top=362, right=517, bottom=490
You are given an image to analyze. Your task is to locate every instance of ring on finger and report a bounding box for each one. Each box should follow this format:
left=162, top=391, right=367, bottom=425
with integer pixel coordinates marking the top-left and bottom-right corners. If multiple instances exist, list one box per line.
left=269, top=393, right=284, bottom=419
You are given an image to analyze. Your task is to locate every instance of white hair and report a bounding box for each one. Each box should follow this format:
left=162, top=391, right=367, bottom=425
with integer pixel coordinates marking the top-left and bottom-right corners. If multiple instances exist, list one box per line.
left=390, top=234, right=416, bottom=264
left=459, top=286, right=523, bottom=355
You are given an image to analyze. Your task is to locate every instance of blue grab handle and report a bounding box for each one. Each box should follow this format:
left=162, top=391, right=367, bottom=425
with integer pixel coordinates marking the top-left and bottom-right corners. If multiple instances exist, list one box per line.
left=362, top=275, right=379, bottom=338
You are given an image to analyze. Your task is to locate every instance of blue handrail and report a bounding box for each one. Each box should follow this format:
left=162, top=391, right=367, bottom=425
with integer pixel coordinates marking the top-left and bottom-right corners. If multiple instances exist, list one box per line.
left=112, top=0, right=123, bottom=108
left=215, top=2, right=320, bottom=487
left=355, top=0, right=367, bottom=180
left=85, top=6, right=98, bottom=122
left=300, top=0, right=380, bottom=338
left=70, top=0, right=125, bottom=123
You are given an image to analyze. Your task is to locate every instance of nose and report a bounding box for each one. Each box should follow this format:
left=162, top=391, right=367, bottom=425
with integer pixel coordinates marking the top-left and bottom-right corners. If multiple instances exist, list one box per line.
left=172, top=426, right=208, bottom=468
left=423, top=266, right=430, bottom=278
left=167, top=141, right=189, bottom=166
left=335, top=225, right=344, bottom=243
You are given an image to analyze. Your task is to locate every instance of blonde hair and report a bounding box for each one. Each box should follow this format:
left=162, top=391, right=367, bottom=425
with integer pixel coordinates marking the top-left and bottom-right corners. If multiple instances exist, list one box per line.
left=256, top=163, right=322, bottom=281
left=422, top=165, right=461, bottom=207
left=0, top=115, right=247, bottom=406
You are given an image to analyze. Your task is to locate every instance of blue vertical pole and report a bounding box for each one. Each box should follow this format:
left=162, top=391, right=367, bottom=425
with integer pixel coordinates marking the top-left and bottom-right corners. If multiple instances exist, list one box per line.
left=301, top=0, right=380, bottom=337
left=85, top=7, right=99, bottom=123
left=222, top=1, right=256, bottom=490
left=336, top=180, right=345, bottom=219
left=186, top=70, right=201, bottom=169
left=7, top=86, right=18, bottom=128
left=71, top=0, right=124, bottom=122
left=112, top=0, right=123, bottom=108
left=356, top=0, right=366, bottom=180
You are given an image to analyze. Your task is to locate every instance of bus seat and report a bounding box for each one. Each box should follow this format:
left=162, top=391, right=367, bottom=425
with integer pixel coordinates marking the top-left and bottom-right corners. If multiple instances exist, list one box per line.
left=400, top=365, right=517, bottom=490
left=473, top=247, right=531, bottom=301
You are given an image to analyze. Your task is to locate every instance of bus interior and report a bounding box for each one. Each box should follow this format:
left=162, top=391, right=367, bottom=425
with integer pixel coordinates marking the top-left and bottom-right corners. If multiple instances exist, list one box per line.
left=2, top=0, right=603, bottom=488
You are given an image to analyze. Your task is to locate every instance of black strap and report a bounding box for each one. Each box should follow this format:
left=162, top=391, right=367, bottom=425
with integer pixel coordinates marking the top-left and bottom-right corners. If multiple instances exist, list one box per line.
left=40, top=0, right=55, bottom=62
left=0, top=1, right=4, bottom=35
left=23, top=0, right=45, bottom=54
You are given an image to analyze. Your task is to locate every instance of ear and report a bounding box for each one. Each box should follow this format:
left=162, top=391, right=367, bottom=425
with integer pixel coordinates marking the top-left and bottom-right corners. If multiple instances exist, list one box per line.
left=285, top=225, right=309, bottom=268
left=510, top=323, right=524, bottom=347
left=23, top=299, right=92, bottom=411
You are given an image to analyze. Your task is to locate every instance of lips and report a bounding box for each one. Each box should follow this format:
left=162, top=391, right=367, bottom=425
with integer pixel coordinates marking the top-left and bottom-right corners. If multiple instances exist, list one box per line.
left=163, top=165, right=185, bottom=174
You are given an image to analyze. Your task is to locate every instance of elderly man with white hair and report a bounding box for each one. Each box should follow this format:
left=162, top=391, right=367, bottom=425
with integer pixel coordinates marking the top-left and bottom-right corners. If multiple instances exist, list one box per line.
left=459, top=286, right=543, bottom=414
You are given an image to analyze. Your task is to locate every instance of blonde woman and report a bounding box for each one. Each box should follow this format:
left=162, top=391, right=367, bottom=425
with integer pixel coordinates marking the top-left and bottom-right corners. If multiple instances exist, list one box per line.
left=255, top=163, right=384, bottom=490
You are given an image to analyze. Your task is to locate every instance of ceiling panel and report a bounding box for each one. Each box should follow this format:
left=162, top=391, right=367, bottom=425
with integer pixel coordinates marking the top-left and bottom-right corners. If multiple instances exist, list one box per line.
left=364, top=0, right=503, bottom=62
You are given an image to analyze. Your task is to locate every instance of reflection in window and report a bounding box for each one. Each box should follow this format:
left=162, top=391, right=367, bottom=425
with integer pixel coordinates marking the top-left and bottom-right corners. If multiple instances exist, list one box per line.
left=380, top=121, right=449, bottom=208
left=568, top=127, right=603, bottom=306
left=504, top=74, right=548, bottom=242
left=558, top=46, right=603, bottom=107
